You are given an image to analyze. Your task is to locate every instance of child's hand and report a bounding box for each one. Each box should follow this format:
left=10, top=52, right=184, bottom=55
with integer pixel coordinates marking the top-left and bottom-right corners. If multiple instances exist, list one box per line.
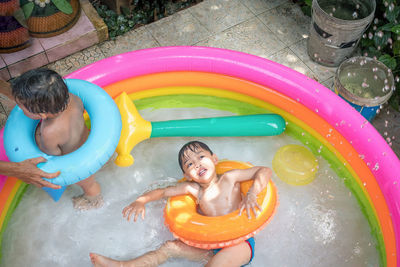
left=239, top=191, right=262, bottom=219
left=122, top=201, right=146, bottom=222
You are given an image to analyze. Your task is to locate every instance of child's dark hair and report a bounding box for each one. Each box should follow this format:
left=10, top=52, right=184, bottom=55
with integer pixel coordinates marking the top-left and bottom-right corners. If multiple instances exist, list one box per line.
left=11, top=68, right=69, bottom=114
left=178, top=141, right=213, bottom=171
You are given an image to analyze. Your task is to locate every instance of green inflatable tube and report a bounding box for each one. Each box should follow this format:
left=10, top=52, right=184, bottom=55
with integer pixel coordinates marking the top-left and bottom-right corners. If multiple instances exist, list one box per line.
left=150, top=114, right=286, bottom=137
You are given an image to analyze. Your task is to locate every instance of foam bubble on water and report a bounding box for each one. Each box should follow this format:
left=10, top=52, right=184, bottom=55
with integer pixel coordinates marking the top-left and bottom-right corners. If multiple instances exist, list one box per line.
left=306, top=204, right=337, bottom=244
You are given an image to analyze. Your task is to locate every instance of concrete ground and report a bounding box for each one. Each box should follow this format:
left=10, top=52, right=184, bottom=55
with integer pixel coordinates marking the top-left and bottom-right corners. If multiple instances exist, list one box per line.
left=1, top=0, right=399, bottom=157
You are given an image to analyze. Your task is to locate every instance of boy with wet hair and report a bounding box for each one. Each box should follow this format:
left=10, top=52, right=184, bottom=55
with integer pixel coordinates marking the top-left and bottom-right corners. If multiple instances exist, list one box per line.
left=90, top=140, right=272, bottom=267
left=11, top=68, right=103, bottom=210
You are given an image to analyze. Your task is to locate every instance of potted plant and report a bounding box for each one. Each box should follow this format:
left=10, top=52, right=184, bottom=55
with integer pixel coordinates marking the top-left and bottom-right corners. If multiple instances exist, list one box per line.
left=20, top=0, right=81, bottom=37
left=0, top=0, right=30, bottom=53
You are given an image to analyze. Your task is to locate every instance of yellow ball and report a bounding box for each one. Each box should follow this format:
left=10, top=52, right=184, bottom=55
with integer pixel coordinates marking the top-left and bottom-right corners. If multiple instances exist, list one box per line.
left=272, top=144, right=318, bottom=186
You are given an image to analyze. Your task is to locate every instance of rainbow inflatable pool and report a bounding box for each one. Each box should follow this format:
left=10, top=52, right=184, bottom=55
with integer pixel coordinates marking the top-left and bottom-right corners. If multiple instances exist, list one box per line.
left=0, top=47, right=399, bottom=266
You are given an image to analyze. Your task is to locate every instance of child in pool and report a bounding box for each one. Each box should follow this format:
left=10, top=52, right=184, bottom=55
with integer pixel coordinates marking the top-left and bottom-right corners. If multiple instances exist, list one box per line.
left=11, top=68, right=103, bottom=210
left=90, top=141, right=272, bottom=267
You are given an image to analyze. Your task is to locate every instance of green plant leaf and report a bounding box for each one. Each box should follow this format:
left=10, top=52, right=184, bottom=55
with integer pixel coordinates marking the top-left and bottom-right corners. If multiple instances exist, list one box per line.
left=379, top=54, right=397, bottom=69
left=361, top=36, right=374, bottom=47
left=20, top=0, right=30, bottom=7
left=305, top=0, right=312, bottom=6
left=51, top=0, right=73, bottom=14
left=21, top=2, right=34, bottom=19
left=391, top=24, right=400, bottom=34
left=13, top=8, right=28, bottom=27
left=379, top=22, right=395, bottom=31
left=388, top=92, right=399, bottom=110
left=373, top=31, right=391, bottom=49
left=386, top=5, right=400, bottom=23
left=121, top=7, right=130, bottom=16
left=365, top=46, right=381, bottom=58
left=301, top=5, right=311, bottom=16
left=393, top=41, right=400, bottom=55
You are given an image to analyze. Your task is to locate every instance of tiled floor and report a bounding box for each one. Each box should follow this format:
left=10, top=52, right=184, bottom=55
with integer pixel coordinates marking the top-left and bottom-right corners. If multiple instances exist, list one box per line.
left=0, top=0, right=107, bottom=81
left=0, top=0, right=399, bottom=157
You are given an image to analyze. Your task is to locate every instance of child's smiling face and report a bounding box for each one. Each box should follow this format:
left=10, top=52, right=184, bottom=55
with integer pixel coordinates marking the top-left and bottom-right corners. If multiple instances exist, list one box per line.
left=181, top=147, right=218, bottom=184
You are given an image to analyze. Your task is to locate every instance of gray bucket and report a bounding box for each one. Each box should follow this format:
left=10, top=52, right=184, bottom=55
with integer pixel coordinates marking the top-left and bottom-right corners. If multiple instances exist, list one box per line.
left=307, top=0, right=376, bottom=67
left=334, top=56, right=394, bottom=121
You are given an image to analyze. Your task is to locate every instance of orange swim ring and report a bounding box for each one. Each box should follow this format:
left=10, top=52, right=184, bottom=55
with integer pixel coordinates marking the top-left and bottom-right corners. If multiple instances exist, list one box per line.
left=164, top=160, right=278, bottom=249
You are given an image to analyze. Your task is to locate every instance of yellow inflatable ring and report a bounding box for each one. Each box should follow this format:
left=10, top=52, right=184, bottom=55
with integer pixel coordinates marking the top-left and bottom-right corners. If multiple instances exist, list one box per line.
left=164, top=160, right=278, bottom=249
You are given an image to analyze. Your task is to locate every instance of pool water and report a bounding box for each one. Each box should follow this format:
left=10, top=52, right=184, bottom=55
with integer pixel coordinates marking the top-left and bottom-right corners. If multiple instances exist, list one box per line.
left=0, top=107, right=379, bottom=267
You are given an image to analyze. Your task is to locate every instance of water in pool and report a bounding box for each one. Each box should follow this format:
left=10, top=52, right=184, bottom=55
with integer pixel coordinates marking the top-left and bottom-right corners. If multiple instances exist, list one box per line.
left=1, top=107, right=379, bottom=266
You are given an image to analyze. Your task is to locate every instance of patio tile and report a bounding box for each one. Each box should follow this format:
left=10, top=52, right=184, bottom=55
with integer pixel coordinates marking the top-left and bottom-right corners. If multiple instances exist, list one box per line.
left=0, top=94, right=14, bottom=116
left=47, top=45, right=106, bottom=77
left=98, top=27, right=160, bottom=58
left=81, top=0, right=109, bottom=42
left=0, top=57, right=5, bottom=69
left=372, top=106, right=400, bottom=158
left=39, top=12, right=95, bottom=51
left=197, top=17, right=285, bottom=58
left=145, top=9, right=211, bottom=46
left=290, top=39, right=337, bottom=83
left=257, top=2, right=310, bottom=47
left=0, top=68, right=10, bottom=81
left=322, top=77, right=335, bottom=91
left=267, top=48, right=316, bottom=79
left=8, top=52, right=48, bottom=78
left=1, top=38, right=45, bottom=66
left=0, top=111, right=6, bottom=129
left=0, top=58, right=10, bottom=81
left=188, top=0, right=254, bottom=33
left=240, top=0, right=289, bottom=15
left=45, top=31, right=99, bottom=62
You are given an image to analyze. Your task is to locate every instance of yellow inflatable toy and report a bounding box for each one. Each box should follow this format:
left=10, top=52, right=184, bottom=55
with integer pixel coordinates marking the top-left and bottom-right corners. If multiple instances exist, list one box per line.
left=114, top=91, right=285, bottom=167
left=272, top=144, right=318, bottom=186
left=115, top=92, right=151, bottom=166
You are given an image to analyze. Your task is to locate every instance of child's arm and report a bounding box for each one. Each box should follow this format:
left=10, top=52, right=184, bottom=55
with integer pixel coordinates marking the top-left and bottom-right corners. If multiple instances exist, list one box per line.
left=122, top=182, right=200, bottom=222
left=225, top=166, right=272, bottom=218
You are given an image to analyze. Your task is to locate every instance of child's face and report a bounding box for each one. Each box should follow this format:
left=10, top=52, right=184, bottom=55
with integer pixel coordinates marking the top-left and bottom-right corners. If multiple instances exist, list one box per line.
left=181, top=147, right=218, bottom=184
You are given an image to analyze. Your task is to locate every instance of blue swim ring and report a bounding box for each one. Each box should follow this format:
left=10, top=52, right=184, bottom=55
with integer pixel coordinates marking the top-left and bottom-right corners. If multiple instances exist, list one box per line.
left=4, top=79, right=122, bottom=201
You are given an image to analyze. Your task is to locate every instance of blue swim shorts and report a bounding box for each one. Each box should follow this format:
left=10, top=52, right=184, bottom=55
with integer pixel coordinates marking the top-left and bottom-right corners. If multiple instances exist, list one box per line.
left=212, top=237, right=255, bottom=266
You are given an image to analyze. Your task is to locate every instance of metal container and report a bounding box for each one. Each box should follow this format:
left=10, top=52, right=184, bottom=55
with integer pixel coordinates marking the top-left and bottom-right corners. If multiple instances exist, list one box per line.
left=308, top=0, right=375, bottom=67
left=335, top=56, right=394, bottom=121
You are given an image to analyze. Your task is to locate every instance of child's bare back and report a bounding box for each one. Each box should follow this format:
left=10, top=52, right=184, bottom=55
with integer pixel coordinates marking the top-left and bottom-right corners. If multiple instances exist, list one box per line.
left=35, top=93, right=88, bottom=155
left=12, top=69, right=103, bottom=210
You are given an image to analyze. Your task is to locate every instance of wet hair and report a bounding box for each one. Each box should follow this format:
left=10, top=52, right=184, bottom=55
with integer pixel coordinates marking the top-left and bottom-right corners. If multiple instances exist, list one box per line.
left=11, top=68, right=69, bottom=114
left=178, top=141, right=213, bottom=172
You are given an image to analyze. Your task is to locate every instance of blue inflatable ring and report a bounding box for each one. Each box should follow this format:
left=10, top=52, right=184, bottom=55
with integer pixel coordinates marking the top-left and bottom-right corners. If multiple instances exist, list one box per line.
left=4, top=79, right=122, bottom=201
